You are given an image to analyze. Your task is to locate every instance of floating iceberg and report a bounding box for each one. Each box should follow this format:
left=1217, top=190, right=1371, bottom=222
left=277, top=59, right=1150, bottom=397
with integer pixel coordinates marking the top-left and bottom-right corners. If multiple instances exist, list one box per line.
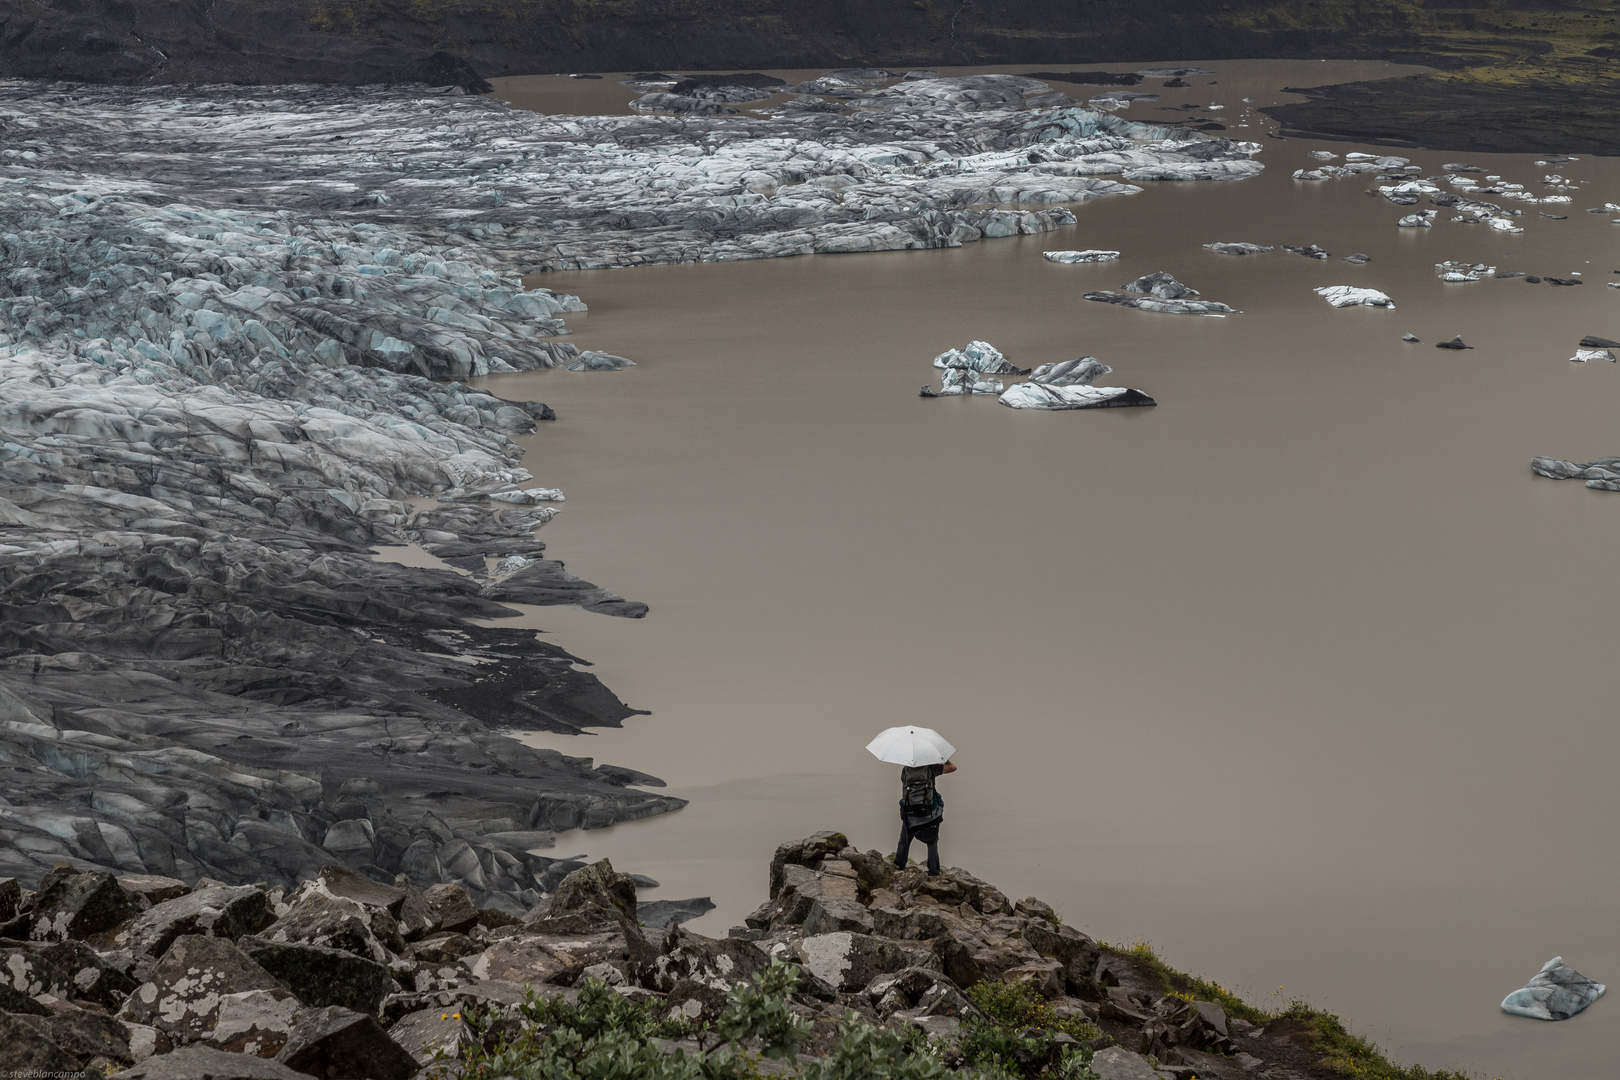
left=1501, top=957, right=1605, bottom=1021
left=1397, top=210, right=1436, bottom=227
left=1315, top=286, right=1394, bottom=308
left=1204, top=242, right=1273, bottom=255
left=1083, top=270, right=1238, bottom=314
left=1044, top=249, right=1121, bottom=263
left=1030, top=357, right=1112, bottom=385
left=999, top=383, right=1156, bottom=410
left=921, top=367, right=1005, bottom=396
left=932, top=340, right=1028, bottom=374
left=567, top=351, right=636, bottom=370
left=1571, top=349, right=1616, bottom=363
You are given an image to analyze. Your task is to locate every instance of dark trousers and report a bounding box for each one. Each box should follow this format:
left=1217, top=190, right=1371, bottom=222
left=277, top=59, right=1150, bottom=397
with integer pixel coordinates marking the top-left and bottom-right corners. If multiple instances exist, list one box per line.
left=895, top=816, right=942, bottom=875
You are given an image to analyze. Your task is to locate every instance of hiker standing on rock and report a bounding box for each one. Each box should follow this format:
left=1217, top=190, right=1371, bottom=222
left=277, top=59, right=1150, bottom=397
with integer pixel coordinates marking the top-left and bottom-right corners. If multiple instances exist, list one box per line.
left=895, top=759, right=955, bottom=876
left=865, top=725, right=958, bottom=877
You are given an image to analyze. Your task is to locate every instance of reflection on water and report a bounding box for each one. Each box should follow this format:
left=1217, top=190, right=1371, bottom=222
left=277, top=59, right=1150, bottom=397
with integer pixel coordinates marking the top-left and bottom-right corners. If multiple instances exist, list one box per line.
left=478, top=60, right=1620, bottom=1078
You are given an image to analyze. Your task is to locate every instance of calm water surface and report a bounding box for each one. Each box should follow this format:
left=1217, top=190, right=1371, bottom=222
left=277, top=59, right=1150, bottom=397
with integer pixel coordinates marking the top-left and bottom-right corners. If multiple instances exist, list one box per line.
left=465, top=61, right=1620, bottom=1078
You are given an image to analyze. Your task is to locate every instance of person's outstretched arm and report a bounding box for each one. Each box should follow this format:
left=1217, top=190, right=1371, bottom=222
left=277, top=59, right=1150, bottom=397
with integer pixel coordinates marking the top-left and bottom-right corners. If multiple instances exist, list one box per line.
left=941, top=760, right=957, bottom=774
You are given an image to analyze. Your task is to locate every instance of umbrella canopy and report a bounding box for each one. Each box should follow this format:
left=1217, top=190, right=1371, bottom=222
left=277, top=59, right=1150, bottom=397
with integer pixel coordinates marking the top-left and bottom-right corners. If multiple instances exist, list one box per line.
left=866, top=726, right=956, bottom=767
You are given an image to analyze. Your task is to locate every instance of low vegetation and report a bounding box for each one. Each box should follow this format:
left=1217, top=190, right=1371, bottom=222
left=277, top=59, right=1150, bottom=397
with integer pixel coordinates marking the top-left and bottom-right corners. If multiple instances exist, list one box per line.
left=443, top=960, right=1105, bottom=1080
left=1114, top=942, right=1486, bottom=1080
left=444, top=945, right=1490, bottom=1080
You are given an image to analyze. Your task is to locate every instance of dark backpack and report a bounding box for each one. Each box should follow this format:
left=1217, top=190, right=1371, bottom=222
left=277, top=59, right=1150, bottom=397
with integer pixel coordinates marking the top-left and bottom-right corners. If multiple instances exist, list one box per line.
left=900, top=766, right=939, bottom=820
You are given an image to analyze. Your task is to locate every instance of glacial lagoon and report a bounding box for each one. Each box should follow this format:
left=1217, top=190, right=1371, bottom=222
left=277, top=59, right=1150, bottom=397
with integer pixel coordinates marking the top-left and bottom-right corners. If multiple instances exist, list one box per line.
left=478, top=60, right=1620, bottom=1078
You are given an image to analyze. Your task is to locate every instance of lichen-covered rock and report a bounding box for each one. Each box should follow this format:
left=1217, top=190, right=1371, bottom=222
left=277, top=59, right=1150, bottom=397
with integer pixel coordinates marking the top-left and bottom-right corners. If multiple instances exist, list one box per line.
left=0, top=939, right=140, bottom=1009
left=117, top=936, right=286, bottom=1041
left=647, top=927, right=771, bottom=994
left=258, top=885, right=396, bottom=962
left=796, top=932, right=938, bottom=993
left=2, top=867, right=144, bottom=942
left=207, top=988, right=304, bottom=1057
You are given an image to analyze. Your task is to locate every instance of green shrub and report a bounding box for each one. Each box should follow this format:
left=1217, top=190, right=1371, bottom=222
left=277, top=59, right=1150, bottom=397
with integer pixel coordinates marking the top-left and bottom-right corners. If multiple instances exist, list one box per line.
left=958, top=981, right=1100, bottom=1079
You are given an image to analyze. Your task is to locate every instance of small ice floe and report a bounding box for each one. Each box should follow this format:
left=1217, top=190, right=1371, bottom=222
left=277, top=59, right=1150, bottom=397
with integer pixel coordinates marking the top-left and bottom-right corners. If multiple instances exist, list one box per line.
left=932, top=340, right=1029, bottom=374
left=1501, top=957, right=1606, bottom=1021
left=1315, top=286, right=1394, bottom=308
left=1436, top=261, right=1495, bottom=282
left=1487, top=216, right=1525, bottom=233
left=1343, top=253, right=1372, bottom=264
left=1044, top=249, right=1121, bottom=263
left=1284, top=244, right=1330, bottom=259
left=1379, top=180, right=1440, bottom=204
left=1308, top=150, right=1339, bottom=160
left=1293, top=169, right=1333, bottom=181
left=1030, top=357, right=1112, bottom=385
left=1136, top=67, right=1214, bottom=77
left=1398, top=210, right=1436, bottom=227
left=1204, top=242, right=1273, bottom=255
left=1084, top=271, right=1239, bottom=315
left=1402, top=333, right=1421, bottom=342
left=1444, top=162, right=1484, bottom=172
left=566, top=350, right=636, bottom=370
left=1436, top=335, right=1473, bottom=350
left=1574, top=336, right=1620, bottom=362
left=1541, top=212, right=1569, bottom=220
left=1207, top=103, right=1225, bottom=110
left=920, top=367, right=1005, bottom=396
left=999, top=383, right=1156, bottom=410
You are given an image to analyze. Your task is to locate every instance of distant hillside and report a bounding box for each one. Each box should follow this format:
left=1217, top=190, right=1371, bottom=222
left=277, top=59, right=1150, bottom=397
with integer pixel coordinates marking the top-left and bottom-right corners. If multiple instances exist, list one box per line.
left=1, top=0, right=1617, bottom=151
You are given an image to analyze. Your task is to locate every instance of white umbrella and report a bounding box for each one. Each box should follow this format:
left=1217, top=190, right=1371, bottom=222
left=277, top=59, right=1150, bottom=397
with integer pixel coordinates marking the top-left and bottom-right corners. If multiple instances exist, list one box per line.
left=866, top=726, right=956, bottom=767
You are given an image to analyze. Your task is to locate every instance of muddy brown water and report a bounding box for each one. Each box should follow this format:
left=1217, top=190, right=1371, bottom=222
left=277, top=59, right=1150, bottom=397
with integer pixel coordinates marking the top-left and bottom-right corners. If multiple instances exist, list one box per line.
left=457, top=61, right=1620, bottom=1077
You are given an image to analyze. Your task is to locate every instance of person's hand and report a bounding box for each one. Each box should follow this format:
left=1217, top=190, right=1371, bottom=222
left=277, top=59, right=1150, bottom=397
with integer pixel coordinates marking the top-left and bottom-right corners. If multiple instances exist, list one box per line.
left=941, top=760, right=957, bottom=774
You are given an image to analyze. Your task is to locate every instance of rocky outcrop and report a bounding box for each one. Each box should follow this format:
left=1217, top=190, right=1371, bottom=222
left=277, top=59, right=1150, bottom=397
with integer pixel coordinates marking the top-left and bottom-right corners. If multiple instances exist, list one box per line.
left=0, top=842, right=1423, bottom=1078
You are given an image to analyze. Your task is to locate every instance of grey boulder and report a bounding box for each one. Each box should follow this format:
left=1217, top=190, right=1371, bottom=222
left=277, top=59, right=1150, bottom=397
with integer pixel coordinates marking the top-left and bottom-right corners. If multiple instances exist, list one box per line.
left=105, top=884, right=269, bottom=959
left=112, top=1044, right=317, bottom=1080
left=237, top=938, right=398, bottom=1015
left=275, top=1005, right=420, bottom=1080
